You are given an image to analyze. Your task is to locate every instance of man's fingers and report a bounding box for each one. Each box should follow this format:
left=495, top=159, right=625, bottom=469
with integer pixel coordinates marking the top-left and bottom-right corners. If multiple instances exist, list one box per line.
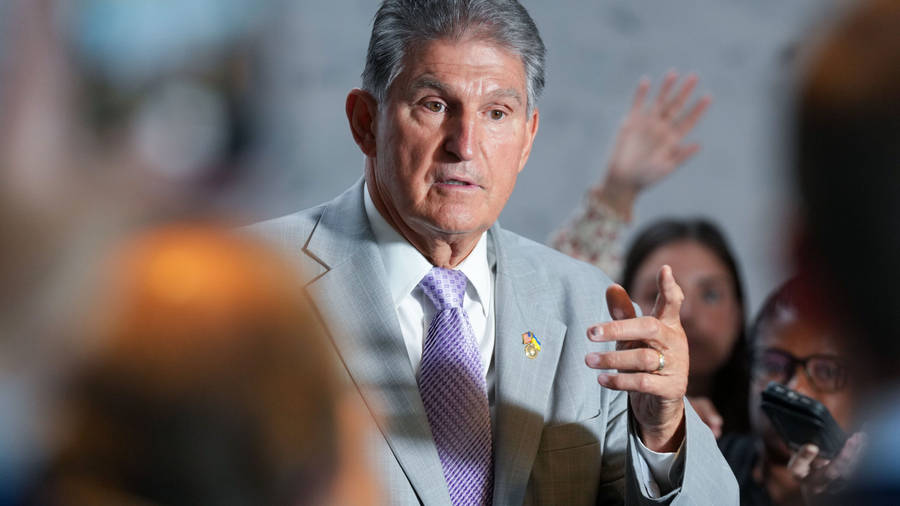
left=839, top=431, right=866, bottom=461
left=588, top=316, right=664, bottom=346
left=630, top=77, right=651, bottom=115
left=585, top=347, right=662, bottom=373
left=596, top=371, right=676, bottom=397
left=651, top=265, right=684, bottom=322
left=789, top=444, right=820, bottom=480
left=605, top=284, right=637, bottom=321
left=827, top=432, right=866, bottom=480
left=794, top=435, right=864, bottom=498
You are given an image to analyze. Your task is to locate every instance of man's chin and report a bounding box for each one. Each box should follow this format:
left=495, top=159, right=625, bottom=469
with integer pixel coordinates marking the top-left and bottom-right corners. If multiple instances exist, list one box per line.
left=416, top=217, right=492, bottom=240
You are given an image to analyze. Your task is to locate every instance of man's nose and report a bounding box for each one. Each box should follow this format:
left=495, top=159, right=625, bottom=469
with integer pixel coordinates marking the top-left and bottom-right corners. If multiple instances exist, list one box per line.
left=444, top=112, right=477, bottom=161
left=786, top=363, right=816, bottom=397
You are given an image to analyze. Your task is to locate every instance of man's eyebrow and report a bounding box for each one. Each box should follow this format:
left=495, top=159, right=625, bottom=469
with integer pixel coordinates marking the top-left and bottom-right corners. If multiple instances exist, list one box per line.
left=409, top=76, right=524, bottom=105
left=487, top=87, right=523, bottom=105
left=410, top=77, right=450, bottom=94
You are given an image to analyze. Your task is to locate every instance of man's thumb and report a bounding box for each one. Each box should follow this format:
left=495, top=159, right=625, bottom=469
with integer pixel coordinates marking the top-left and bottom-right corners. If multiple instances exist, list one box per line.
left=652, top=265, right=684, bottom=321
left=606, top=284, right=637, bottom=321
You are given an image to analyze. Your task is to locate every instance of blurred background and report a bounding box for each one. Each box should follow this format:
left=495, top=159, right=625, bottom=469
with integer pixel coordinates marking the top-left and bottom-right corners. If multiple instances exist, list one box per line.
left=0, top=0, right=847, bottom=502
left=0, top=0, right=839, bottom=310
left=246, top=0, right=833, bottom=312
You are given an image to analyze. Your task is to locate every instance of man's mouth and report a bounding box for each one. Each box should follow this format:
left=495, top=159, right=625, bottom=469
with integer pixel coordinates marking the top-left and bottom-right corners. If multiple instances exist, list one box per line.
left=436, top=176, right=479, bottom=187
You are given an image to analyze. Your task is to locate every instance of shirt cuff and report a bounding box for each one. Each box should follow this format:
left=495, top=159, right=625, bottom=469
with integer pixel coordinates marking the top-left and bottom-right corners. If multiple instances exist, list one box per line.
left=630, top=430, right=686, bottom=498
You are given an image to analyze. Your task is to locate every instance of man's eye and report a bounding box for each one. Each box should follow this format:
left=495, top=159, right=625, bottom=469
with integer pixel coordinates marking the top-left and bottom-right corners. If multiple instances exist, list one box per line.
left=490, top=110, right=506, bottom=120
left=423, top=102, right=445, bottom=113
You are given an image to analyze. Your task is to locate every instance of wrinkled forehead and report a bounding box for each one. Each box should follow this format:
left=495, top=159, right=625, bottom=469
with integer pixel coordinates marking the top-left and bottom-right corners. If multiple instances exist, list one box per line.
left=389, top=34, right=528, bottom=98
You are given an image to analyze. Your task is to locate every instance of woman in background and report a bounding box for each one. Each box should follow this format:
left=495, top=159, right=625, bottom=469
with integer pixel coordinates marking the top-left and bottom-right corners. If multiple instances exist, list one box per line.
left=620, top=218, right=749, bottom=436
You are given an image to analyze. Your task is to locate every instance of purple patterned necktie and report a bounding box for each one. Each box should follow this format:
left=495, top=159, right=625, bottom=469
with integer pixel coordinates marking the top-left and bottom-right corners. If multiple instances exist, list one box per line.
left=417, top=267, right=493, bottom=506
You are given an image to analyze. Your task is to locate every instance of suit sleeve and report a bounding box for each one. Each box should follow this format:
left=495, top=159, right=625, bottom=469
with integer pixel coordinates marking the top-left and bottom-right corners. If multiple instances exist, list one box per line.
left=624, top=399, right=739, bottom=505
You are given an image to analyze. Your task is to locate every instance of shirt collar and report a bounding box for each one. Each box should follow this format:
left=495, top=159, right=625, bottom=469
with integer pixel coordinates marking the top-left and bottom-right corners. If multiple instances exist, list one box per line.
left=363, top=182, right=491, bottom=314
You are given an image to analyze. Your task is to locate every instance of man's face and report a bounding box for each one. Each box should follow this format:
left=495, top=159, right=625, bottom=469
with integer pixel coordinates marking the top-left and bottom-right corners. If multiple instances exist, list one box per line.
left=367, top=37, right=538, bottom=247
left=748, top=315, right=855, bottom=463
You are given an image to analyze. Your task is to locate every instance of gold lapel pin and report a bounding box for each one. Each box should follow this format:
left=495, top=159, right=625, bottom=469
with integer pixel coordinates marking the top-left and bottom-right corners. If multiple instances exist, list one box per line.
left=521, top=331, right=541, bottom=359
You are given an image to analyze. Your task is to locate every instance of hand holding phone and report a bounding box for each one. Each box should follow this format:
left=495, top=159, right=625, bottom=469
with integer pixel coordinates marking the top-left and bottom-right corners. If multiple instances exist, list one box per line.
left=760, top=382, right=847, bottom=459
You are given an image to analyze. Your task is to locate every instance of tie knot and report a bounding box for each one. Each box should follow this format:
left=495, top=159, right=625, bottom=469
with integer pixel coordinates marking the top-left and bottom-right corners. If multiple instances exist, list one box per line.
left=419, top=267, right=467, bottom=310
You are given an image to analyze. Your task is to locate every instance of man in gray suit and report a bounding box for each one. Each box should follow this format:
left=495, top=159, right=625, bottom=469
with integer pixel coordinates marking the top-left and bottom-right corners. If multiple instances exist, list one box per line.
left=256, top=0, right=737, bottom=503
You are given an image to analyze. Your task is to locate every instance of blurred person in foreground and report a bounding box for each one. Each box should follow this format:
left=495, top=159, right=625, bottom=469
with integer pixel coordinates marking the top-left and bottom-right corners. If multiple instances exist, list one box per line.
left=789, top=0, right=900, bottom=502
left=31, top=224, right=379, bottom=506
left=253, top=0, right=737, bottom=504
left=0, top=1, right=270, bottom=500
left=550, top=76, right=750, bottom=438
left=718, top=276, right=865, bottom=505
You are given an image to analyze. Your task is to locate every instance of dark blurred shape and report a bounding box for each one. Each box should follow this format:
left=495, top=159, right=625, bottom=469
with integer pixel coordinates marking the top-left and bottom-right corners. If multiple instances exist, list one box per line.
left=32, top=225, right=343, bottom=505
left=793, top=0, right=900, bottom=379
left=790, top=0, right=900, bottom=502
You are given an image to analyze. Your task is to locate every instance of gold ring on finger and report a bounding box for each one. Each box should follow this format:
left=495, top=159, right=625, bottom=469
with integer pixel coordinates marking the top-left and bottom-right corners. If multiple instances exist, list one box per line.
left=655, top=350, right=665, bottom=374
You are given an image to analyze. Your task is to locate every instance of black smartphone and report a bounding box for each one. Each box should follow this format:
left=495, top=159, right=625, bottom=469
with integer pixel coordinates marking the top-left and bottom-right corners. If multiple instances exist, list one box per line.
left=760, top=382, right=847, bottom=459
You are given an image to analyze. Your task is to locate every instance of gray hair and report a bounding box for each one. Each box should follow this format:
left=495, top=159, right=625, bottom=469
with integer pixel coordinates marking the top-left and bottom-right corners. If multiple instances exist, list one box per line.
left=362, top=0, right=546, bottom=113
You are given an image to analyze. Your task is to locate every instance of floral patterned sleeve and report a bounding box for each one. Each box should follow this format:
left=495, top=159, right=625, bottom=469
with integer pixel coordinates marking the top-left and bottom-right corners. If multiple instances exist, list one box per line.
left=548, top=188, right=630, bottom=281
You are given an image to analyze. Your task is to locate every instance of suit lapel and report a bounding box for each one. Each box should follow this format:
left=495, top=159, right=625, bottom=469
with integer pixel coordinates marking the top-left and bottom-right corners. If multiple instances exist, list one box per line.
left=299, top=184, right=567, bottom=505
left=489, top=227, right=567, bottom=506
left=302, top=181, right=450, bottom=504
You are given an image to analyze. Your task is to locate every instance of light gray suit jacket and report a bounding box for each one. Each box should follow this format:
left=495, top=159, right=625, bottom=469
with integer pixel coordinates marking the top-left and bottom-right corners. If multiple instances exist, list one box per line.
left=251, top=180, right=738, bottom=505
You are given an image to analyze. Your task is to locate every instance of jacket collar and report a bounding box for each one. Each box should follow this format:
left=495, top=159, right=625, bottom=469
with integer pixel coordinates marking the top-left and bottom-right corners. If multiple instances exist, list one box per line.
left=303, top=179, right=568, bottom=504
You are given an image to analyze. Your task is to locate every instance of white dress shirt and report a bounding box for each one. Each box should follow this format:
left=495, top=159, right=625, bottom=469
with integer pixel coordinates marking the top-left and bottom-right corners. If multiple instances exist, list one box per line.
left=363, top=184, right=681, bottom=496
left=363, top=189, right=494, bottom=378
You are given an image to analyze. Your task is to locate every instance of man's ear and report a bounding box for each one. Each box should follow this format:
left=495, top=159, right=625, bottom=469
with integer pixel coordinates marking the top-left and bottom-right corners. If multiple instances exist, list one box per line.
left=517, top=107, right=540, bottom=173
left=346, top=89, right=379, bottom=157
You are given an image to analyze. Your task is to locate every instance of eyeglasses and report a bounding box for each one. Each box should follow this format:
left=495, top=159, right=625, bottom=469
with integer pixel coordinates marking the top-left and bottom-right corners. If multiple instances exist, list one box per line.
left=752, top=348, right=849, bottom=392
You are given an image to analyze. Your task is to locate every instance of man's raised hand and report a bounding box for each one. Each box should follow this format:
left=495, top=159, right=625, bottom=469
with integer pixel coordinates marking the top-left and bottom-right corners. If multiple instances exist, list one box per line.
left=585, top=265, right=690, bottom=452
